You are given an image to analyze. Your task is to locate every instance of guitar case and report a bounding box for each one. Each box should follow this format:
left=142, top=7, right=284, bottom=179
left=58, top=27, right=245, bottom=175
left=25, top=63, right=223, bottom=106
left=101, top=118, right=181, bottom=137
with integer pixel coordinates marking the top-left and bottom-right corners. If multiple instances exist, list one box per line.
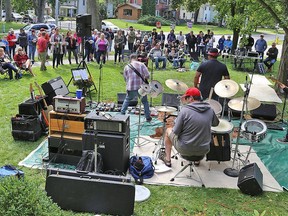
left=45, top=168, right=135, bottom=215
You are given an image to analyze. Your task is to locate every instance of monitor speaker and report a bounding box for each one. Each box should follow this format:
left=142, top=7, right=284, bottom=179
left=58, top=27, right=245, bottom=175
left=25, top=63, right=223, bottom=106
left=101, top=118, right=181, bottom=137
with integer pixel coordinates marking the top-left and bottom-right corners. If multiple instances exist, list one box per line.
left=76, top=14, right=92, bottom=37
left=117, top=93, right=138, bottom=107
left=162, top=93, right=180, bottom=108
left=237, top=163, right=263, bottom=196
left=41, top=76, right=69, bottom=105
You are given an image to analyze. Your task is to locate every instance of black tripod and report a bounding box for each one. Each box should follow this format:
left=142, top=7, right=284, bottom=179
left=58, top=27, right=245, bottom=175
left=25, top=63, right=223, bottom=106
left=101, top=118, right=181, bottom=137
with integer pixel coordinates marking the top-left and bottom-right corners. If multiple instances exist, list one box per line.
left=97, top=55, right=104, bottom=103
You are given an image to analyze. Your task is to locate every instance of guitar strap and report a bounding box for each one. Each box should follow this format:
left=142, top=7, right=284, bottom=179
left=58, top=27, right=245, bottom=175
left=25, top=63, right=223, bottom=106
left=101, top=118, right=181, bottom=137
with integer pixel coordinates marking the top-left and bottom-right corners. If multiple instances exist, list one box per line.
left=128, top=63, right=149, bottom=85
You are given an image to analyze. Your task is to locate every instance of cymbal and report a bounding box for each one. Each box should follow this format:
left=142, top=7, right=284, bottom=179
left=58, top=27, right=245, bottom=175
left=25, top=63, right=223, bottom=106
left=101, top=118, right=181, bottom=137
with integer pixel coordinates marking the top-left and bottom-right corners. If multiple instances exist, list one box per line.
left=165, top=79, right=188, bottom=92
left=214, top=80, right=239, bottom=98
left=228, top=97, right=261, bottom=111
left=156, top=106, right=177, bottom=113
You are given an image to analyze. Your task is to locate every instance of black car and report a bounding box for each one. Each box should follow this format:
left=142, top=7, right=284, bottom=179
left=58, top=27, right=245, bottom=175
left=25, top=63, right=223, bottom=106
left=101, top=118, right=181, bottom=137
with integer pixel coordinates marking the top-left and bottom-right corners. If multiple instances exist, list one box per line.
left=23, top=14, right=37, bottom=23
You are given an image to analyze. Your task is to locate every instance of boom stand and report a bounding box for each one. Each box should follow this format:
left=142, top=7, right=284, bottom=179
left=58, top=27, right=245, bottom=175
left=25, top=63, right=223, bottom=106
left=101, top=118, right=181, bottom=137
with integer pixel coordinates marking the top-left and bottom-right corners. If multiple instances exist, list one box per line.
left=97, top=56, right=104, bottom=103
left=224, top=75, right=253, bottom=177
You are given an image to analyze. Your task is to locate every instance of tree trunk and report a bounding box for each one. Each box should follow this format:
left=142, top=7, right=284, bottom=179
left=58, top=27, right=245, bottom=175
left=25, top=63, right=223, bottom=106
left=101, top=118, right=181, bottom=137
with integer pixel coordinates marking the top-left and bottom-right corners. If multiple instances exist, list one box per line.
left=88, top=0, right=101, bottom=31
left=33, top=0, right=39, bottom=16
left=37, top=0, right=46, bottom=23
left=277, top=33, right=288, bottom=85
left=194, top=9, right=199, bottom=24
left=232, top=29, right=240, bottom=53
left=5, top=0, right=12, bottom=22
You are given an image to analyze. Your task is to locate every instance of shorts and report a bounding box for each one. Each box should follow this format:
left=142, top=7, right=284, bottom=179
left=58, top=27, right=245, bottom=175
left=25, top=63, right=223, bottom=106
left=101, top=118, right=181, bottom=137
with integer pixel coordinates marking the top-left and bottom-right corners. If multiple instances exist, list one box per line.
left=168, top=131, right=182, bottom=153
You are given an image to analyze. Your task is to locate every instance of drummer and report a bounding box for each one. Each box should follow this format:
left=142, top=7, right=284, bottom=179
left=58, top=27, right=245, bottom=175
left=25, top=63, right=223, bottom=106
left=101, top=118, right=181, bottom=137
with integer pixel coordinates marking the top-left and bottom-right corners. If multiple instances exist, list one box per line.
left=121, top=54, right=152, bottom=122
left=160, top=87, right=219, bottom=167
left=194, top=48, right=230, bottom=100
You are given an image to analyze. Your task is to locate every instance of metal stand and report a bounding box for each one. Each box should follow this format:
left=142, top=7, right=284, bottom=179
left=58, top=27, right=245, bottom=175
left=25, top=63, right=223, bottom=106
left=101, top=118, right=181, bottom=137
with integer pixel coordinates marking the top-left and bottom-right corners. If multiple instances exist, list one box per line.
left=97, top=56, right=104, bottom=103
left=149, top=60, right=154, bottom=107
left=224, top=75, right=253, bottom=177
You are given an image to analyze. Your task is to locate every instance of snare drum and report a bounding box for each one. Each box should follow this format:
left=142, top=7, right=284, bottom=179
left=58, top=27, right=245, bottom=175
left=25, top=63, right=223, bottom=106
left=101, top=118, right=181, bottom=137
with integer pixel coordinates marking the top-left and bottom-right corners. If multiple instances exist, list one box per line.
left=211, top=119, right=234, bottom=134
left=150, top=80, right=163, bottom=98
left=205, top=99, right=222, bottom=116
left=241, top=119, right=267, bottom=142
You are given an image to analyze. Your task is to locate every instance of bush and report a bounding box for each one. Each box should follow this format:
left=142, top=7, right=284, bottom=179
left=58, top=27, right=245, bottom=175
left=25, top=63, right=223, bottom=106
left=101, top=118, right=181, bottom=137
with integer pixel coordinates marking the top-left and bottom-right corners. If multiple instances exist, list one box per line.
left=138, top=15, right=171, bottom=26
left=0, top=177, right=66, bottom=216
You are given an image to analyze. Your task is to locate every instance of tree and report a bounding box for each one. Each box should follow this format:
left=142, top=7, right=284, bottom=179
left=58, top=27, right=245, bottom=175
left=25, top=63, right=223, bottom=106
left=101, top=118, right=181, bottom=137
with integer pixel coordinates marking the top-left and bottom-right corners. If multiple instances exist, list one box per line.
left=142, top=0, right=155, bottom=16
left=256, top=0, right=288, bottom=85
left=12, top=0, right=33, bottom=13
left=37, top=0, right=46, bottom=23
left=87, top=0, right=101, bottom=31
left=4, top=0, right=12, bottom=22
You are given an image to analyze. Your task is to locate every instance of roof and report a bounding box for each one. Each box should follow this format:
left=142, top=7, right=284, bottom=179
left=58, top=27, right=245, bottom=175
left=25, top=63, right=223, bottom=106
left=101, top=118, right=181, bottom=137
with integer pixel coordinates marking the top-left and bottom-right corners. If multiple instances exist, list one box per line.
left=116, top=3, right=142, bottom=10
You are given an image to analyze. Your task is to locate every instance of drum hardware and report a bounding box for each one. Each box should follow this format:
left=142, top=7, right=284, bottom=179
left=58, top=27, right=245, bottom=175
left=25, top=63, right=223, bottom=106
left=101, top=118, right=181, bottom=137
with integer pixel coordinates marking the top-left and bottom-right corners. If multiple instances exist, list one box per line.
left=224, top=74, right=256, bottom=177
left=165, top=79, right=188, bottom=93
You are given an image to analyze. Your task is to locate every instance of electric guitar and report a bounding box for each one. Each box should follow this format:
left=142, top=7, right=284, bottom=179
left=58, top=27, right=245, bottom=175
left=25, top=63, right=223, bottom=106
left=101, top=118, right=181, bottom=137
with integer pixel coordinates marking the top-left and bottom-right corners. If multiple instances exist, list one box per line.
left=268, top=76, right=285, bottom=86
left=34, top=82, right=53, bottom=126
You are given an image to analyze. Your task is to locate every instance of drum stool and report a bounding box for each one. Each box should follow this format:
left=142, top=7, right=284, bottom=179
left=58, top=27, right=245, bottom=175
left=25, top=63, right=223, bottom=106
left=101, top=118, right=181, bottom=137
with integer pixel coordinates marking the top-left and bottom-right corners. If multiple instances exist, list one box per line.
left=170, top=155, right=205, bottom=187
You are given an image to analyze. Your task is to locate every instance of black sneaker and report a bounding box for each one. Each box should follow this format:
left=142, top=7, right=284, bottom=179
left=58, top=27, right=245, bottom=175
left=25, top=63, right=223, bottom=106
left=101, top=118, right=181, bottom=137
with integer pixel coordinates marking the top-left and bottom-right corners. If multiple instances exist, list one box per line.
left=146, top=117, right=152, bottom=122
left=159, top=151, right=171, bottom=167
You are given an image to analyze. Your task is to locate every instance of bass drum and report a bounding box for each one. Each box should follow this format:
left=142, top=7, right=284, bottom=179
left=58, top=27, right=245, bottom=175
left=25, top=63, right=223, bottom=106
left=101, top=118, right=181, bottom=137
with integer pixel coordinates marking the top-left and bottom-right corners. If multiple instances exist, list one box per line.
left=241, top=119, right=267, bottom=142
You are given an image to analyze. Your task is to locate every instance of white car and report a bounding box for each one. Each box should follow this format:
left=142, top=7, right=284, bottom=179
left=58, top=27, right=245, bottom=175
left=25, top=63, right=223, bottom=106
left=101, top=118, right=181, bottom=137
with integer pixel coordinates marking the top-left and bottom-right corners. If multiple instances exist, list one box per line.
left=12, top=12, right=23, bottom=22
left=14, top=23, right=52, bottom=37
left=44, top=15, right=56, bottom=24
left=101, top=21, right=119, bottom=33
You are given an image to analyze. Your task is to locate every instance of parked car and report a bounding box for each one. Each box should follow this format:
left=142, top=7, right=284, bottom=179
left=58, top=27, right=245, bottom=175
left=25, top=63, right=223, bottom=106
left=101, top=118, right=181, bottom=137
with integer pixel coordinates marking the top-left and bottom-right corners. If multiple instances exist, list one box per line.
left=44, top=15, right=56, bottom=24
left=48, top=23, right=57, bottom=29
left=23, top=14, right=37, bottom=23
left=101, top=21, right=119, bottom=33
left=12, top=12, right=23, bottom=22
left=14, top=23, right=52, bottom=37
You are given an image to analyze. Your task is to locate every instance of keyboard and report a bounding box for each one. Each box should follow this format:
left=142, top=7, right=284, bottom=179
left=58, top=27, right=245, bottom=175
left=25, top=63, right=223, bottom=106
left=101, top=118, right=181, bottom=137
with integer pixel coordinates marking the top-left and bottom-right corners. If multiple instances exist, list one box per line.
left=266, top=123, right=284, bottom=131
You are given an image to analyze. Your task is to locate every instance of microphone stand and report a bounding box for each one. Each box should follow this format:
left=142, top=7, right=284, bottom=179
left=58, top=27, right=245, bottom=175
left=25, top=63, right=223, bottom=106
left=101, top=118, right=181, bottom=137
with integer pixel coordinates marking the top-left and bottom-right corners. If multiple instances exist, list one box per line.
left=224, top=75, right=253, bottom=177
left=97, top=55, right=104, bottom=103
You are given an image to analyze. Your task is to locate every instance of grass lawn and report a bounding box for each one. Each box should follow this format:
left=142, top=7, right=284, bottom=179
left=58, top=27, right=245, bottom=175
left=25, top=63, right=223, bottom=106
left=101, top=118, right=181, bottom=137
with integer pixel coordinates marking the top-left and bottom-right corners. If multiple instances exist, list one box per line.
left=0, top=57, right=287, bottom=215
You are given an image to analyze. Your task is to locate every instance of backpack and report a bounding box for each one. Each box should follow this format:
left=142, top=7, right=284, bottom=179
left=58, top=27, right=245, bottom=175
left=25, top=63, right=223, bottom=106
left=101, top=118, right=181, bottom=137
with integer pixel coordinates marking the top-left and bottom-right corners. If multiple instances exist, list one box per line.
left=129, top=156, right=155, bottom=184
left=0, top=165, right=24, bottom=179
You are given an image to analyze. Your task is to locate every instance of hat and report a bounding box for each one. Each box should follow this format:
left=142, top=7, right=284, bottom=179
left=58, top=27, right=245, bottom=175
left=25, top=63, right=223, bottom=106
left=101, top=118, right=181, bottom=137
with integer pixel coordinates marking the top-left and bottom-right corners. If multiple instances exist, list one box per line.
left=208, top=48, right=219, bottom=57
left=182, top=87, right=201, bottom=98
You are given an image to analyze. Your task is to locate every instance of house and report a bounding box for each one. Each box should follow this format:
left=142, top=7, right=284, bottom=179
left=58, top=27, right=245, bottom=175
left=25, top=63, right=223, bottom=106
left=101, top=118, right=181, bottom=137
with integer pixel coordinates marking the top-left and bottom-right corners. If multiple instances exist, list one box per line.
left=115, top=3, right=142, bottom=20
left=179, top=4, right=218, bottom=23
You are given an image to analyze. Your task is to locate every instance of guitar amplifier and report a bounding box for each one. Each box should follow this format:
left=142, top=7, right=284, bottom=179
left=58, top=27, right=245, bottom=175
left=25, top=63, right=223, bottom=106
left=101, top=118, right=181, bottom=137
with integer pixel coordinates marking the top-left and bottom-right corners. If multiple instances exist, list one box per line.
left=53, top=95, right=86, bottom=114
left=45, top=168, right=135, bottom=215
left=84, top=111, right=130, bottom=134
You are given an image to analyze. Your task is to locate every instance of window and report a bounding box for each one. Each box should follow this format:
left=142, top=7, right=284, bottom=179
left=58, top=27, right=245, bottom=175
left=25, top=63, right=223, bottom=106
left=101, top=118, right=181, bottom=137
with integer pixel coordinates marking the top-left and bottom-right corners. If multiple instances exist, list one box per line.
left=123, top=9, right=132, bottom=16
left=83, top=0, right=85, bottom=6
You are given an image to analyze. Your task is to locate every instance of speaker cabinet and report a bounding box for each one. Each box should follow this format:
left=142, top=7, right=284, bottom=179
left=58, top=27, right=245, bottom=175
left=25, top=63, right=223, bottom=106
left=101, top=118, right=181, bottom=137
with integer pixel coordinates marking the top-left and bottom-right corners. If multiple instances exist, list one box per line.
left=237, top=163, right=263, bottom=196
left=76, top=14, right=92, bottom=37
left=41, top=76, right=69, bottom=105
left=251, top=104, right=277, bottom=121
left=82, top=132, right=130, bottom=173
left=162, top=93, right=180, bottom=108
left=117, top=93, right=138, bottom=107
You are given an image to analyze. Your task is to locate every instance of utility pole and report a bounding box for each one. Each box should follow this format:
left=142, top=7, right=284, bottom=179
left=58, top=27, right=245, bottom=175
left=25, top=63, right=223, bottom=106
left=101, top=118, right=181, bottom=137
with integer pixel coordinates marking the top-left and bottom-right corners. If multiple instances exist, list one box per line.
left=55, top=0, right=59, bottom=26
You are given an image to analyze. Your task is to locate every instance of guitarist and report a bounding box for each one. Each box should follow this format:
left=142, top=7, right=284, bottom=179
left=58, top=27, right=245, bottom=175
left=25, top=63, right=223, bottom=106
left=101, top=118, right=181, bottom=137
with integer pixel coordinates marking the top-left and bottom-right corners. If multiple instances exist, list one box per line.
left=0, top=47, right=22, bottom=80
left=120, top=54, right=152, bottom=122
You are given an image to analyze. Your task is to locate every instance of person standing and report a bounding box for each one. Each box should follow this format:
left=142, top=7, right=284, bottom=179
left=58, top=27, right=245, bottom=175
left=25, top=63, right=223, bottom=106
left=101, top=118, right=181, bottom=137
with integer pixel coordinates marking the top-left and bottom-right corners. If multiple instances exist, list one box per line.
left=121, top=54, right=152, bottom=122
left=17, top=28, right=28, bottom=54
left=217, top=35, right=225, bottom=54
left=37, top=32, right=48, bottom=71
left=255, top=34, right=267, bottom=61
left=263, top=42, right=278, bottom=72
left=245, top=34, right=254, bottom=51
left=127, top=26, right=136, bottom=51
left=7, top=29, right=16, bottom=58
left=186, top=31, right=197, bottom=53
left=50, top=27, right=63, bottom=68
left=160, top=87, right=219, bottom=167
left=114, top=30, right=125, bottom=64
left=65, top=31, right=78, bottom=64
left=28, top=30, right=37, bottom=64
left=95, top=33, right=109, bottom=64
left=194, top=48, right=230, bottom=100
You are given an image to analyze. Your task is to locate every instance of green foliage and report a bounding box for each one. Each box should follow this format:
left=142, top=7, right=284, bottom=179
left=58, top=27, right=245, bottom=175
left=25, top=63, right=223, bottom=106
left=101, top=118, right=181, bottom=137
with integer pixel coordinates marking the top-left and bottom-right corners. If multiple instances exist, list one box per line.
left=142, top=0, right=155, bottom=16
left=0, top=177, right=65, bottom=216
left=138, top=15, right=171, bottom=26
left=12, top=0, right=34, bottom=13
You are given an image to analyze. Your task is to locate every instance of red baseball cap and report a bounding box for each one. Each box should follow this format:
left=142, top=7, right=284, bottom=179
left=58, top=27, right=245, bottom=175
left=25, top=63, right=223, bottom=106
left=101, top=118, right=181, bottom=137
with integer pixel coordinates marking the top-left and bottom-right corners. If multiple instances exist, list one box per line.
left=182, top=87, right=201, bottom=98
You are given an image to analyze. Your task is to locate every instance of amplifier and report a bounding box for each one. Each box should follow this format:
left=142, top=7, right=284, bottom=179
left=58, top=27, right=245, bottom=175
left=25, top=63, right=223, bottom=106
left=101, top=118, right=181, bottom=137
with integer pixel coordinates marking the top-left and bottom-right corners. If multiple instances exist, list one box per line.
left=53, top=95, right=86, bottom=114
left=247, top=51, right=259, bottom=58
left=85, top=111, right=130, bottom=134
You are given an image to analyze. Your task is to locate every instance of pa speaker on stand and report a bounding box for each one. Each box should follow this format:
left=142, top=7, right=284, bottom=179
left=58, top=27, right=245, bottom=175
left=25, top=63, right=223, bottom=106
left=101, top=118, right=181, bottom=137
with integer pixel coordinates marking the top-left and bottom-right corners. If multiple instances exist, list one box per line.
left=76, top=14, right=92, bottom=38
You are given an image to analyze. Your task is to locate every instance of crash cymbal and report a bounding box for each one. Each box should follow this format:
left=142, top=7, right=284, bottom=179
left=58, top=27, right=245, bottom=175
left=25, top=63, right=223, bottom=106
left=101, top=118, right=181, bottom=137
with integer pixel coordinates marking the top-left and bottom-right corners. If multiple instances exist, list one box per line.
left=165, top=79, right=188, bottom=92
left=228, top=97, right=261, bottom=111
left=214, top=80, right=239, bottom=98
left=156, top=106, right=177, bottom=113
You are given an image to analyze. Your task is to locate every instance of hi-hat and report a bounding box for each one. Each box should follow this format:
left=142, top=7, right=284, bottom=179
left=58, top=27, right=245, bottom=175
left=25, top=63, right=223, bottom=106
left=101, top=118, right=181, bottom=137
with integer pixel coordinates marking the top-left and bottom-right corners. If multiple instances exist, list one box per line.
left=228, top=97, right=261, bottom=111
left=156, top=106, right=177, bottom=113
left=214, top=80, right=239, bottom=98
left=165, top=79, right=188, bottom=92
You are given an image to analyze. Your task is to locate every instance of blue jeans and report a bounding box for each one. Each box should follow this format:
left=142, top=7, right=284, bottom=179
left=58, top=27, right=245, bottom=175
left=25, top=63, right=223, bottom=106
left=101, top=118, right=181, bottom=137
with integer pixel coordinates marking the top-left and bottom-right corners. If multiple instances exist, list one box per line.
left=154, top=56, right=167, bottom=69
left=29, top=45, right=36, bottom=62
left=2, top=62, right=18, bottom=79
left=121, top=90, right=150, bottom=120
left=264, top=57, right=276, bottom=69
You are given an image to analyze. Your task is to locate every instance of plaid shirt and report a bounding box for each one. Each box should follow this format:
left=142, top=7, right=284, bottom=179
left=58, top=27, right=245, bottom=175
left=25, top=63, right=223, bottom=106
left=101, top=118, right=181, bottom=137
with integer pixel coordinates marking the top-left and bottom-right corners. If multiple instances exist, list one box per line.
left=123, top=60, right=150, bottom=91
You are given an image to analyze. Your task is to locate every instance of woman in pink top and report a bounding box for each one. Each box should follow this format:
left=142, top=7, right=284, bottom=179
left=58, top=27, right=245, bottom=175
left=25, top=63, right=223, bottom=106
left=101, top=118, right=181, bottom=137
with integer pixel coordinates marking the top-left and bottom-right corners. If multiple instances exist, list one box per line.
left=95, top=33, right=109, bottom=64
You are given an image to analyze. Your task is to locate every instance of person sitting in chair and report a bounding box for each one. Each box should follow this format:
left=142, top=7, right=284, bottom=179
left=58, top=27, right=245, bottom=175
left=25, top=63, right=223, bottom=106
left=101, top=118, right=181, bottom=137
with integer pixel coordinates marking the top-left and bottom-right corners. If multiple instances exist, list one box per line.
left=263, top=42, right=278, bottom=72
left=13, top=48, right=34, bottom=76
left=160, top=87, right=219, bottom=167
left=0, top=47, right=21, bottom=79
left=148, top=42, right=167, bottom=70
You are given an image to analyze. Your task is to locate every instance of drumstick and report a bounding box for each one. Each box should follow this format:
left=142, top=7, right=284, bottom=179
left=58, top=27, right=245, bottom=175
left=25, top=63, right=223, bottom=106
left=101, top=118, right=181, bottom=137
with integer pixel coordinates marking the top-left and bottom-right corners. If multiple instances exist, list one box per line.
left=213, top=135, right=219, bottom=146
left=208, top=87, right=214, bottom=102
